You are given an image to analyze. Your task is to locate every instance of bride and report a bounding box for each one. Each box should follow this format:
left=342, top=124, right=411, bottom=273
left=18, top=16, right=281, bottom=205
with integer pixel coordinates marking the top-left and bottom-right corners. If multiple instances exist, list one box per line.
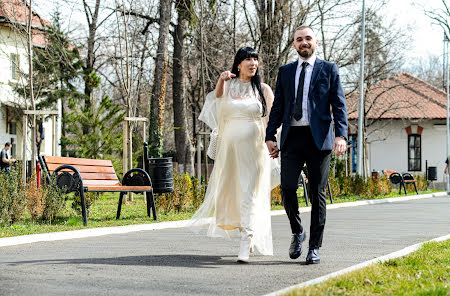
left=190, top=47, right=278, bottom=263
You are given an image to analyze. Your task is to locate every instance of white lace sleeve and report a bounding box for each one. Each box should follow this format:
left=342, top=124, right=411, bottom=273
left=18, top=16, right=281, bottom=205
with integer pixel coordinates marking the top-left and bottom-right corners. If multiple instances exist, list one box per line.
left=198, top=91, right=218, bottom=130
left=199, top=81, right=229, bottom=129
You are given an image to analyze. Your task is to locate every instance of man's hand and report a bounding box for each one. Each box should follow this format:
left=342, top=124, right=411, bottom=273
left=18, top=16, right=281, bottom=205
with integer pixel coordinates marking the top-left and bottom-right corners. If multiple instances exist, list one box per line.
left=266, top=140, right=279, bottom=158
left=333, top=137, right=347, bottom=157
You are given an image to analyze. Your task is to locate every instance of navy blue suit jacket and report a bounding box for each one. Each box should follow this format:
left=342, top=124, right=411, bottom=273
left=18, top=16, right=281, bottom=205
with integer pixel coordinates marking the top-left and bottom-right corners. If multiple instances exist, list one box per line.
left=265, top=58, right=348, bottom=151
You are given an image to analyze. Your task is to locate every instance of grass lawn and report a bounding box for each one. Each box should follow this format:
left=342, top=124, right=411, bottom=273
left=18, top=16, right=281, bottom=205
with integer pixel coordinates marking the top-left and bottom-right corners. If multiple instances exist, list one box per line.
left=0, top=189, right=440, bottom=238
left=285, top=239, right=450, bottom=296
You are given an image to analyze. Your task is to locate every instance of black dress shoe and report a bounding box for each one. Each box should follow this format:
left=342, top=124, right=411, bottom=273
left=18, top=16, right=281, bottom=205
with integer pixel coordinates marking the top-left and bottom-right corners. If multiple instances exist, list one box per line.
left=289, top=230, right=306, bottom=259
left=305, top=248, right=320, bottom=264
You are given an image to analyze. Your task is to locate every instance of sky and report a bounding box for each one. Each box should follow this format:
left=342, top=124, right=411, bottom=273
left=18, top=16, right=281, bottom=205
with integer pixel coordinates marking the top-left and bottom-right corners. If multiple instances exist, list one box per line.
left=385, top=0, right=446, bottom=60
left=35, top=0, right=447, bottom=61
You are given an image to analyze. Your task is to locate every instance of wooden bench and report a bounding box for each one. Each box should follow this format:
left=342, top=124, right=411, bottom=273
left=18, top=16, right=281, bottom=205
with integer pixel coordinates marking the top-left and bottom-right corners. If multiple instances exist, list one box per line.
left=39, top=156, right=157, bottom=226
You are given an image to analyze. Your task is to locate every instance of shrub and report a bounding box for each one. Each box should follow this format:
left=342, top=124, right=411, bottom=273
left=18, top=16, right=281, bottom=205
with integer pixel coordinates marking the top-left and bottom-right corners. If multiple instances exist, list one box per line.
left=42, top=176, right=67, bottom=223
left=328, top=175, right=341, bottom=197
left=157, top=171, right=193, bottom=213
left=191, top=176, right=207, bottom=210
left=25, top=174, right=45, bottom=221
left=72, top=192, right=100, bottom=217
left=413, top=173, right=429, bottom=191
left=374, top=175, right=390, bottom=196
left=0, top=165, right=27, bottom=223
left=271, top=185, right=282, bottom=206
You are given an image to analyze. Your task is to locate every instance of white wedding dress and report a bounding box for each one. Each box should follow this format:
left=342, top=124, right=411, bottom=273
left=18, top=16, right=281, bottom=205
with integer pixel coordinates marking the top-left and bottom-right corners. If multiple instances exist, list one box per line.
left=189, top=79, right=277, bottom=256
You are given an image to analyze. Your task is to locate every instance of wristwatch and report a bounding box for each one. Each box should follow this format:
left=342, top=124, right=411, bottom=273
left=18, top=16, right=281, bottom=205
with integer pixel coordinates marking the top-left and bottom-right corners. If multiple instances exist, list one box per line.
left=337, top=136, right=347, bottom=141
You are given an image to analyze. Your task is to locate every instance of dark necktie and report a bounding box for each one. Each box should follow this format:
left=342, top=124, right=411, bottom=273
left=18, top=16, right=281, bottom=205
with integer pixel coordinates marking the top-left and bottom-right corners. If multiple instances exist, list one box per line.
left=293, top=61, right=308, bottom=121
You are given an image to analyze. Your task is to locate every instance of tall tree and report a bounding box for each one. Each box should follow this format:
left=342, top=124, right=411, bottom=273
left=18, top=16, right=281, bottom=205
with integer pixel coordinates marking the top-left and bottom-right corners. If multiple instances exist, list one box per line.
left=14, top=10, right=84, bottom=156
left=149, top=0, right=172, bottom=157
left=244, top=0, right=318, bottom=88
left=172, top=0, right=194, bottom=174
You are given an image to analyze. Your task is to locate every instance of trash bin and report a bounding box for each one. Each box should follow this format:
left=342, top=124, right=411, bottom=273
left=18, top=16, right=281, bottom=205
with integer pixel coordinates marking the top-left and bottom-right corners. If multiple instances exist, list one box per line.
left=427, top=166, right=437, bottom=181
left=371, top=170, right=379, bottom=180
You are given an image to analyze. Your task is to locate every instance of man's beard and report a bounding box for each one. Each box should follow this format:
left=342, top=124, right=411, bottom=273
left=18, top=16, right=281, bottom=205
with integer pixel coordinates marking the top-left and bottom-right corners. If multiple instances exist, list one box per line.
left=297, top=46, right=314, bottom=58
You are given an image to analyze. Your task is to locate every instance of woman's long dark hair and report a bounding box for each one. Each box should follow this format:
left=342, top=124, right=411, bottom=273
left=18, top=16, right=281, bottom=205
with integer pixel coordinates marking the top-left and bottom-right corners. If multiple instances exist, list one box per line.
left=230, top=47, right=267, bottom=117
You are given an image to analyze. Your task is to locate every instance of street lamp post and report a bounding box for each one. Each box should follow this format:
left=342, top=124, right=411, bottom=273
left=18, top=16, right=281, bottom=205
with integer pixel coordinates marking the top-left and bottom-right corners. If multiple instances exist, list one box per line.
left=356, top=0, right=366, bottom=176
left=445, top=34, right=450, bottom=192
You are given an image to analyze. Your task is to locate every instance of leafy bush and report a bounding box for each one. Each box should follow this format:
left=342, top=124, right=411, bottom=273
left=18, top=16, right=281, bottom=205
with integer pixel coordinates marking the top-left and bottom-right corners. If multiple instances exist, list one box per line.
left=25, top=174, right=45, bottom=221
left=328, top=175, right=341, bottom=197
left=157, top=171, right=193, bottom=213
left=71, top=192, right=100, bottom=217
left=41, top=176, right=67, bottom=223
left=271, top=185, right=282, bottom=206
left=154, top=171, right=207, bottom=214
left=412, top=173, right=429, bottom=191
left=0, top=165, right=27, bottom=223
left=191, top=176, right=207, bottom=210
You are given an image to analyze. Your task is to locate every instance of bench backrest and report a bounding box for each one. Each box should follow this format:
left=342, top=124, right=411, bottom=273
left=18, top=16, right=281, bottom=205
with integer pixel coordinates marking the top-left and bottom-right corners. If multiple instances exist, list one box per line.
left=43, top=156, right=120, bottom=187
left=383, top=170, right=395, bottom=178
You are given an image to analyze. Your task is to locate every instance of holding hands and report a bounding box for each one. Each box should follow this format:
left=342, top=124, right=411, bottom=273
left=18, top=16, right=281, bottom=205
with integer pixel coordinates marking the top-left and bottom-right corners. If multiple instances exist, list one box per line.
left=266, top=141, right=279, bottom=159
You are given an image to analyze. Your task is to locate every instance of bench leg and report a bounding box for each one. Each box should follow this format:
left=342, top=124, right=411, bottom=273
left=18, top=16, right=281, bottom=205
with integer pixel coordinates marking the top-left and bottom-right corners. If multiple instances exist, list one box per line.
left=147, top=190, right=157, bottom=221
left=327, top=181, right=334, bottom=204
left=80, top=190, right=88, bottom=226
left=146, top=192, right=151, bottom=217
left=116, top=192, right=125, bottom=219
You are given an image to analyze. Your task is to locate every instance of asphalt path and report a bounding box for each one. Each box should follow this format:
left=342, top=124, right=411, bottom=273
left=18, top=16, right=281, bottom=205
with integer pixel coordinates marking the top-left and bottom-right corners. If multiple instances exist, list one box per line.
left=0, top=196, right=449, bottom=296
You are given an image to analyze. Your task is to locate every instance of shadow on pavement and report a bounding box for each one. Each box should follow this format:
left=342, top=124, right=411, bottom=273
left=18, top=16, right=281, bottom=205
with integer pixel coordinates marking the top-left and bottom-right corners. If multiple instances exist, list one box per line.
left=6, top=254, right=302, bottom=268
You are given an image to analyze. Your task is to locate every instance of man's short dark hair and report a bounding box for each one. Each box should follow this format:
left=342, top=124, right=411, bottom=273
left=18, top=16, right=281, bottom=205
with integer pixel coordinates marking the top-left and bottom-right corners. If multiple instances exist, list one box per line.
left=5, top=142, right=10, bottom=147
left=292, top=25, right=315, bottom=39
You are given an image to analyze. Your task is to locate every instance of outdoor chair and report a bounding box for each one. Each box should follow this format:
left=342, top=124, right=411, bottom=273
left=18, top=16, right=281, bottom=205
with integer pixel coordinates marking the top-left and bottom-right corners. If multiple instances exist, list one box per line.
left=401, top=173, right=419, bottom=195
left=388, top=172, right=405, bottom=194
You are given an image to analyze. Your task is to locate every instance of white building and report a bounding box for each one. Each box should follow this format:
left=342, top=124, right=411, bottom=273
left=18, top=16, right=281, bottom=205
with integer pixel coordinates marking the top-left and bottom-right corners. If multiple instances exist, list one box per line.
left=0, top=0, right=61, bottom=168
left=347, top=73, right=448, bottom=185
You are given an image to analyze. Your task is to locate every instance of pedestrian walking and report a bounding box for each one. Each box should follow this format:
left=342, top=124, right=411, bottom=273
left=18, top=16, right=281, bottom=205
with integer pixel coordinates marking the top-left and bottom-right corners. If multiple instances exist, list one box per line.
left=265, top=26, right=348, bottom=264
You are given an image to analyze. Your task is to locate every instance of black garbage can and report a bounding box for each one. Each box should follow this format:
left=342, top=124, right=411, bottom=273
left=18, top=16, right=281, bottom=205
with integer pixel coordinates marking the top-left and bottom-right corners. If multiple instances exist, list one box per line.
left=371, top=170, right=379, bottom=180
left=427, top=166, right=437, bottom=181
left=143, top=142, right=174, bottom=194
left=148, top=157, right=174, bottom=193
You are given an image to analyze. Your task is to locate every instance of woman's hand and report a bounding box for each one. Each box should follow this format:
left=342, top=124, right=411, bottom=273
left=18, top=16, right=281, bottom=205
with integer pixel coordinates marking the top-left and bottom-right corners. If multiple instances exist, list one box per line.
left=219, top=71, right=236, bottom=81
left=216, top=71, right=236, bottom=98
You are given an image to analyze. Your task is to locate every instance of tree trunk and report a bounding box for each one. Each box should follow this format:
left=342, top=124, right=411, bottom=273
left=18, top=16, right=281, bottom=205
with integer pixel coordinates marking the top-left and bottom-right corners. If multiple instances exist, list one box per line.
left=173, top=1, right=194, bottom=175
left=149, top=0, right=171, bottom=157
left=82, top=0, right=101, bottom=134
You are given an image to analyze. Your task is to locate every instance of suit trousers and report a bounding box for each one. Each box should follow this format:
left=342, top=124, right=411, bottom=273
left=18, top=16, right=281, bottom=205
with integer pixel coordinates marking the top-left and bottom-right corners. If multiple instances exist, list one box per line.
left=280, top=126, right=331, bottom=248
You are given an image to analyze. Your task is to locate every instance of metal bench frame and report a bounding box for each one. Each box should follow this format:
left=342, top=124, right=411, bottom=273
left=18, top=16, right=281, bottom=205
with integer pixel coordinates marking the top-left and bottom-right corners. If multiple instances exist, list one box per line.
left=39, top=156, right=157, bottom=226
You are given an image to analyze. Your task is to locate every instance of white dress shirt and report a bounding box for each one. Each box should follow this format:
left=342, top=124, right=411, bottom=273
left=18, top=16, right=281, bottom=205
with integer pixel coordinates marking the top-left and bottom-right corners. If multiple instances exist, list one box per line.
left=291, top=54, right=316, bottom=126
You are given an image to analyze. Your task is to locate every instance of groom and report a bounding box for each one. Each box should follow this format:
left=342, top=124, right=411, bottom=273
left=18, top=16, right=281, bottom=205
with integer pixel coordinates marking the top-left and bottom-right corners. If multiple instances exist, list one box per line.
left=265, top=26, right=348, bottom=264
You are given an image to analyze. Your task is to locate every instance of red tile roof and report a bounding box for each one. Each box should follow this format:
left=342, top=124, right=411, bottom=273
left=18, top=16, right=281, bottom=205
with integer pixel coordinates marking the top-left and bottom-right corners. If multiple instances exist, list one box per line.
left=0, top=0, right=51, bottom=47
left=347, top=73, right=448, bottom=120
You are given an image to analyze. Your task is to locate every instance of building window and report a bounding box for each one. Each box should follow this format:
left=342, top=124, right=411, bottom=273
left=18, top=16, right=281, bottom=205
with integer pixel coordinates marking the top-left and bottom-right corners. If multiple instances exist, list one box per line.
left=10, top=138, right=16, bottom=157
left=10, top=53, right=20, bottom=80
left=9, top=122, right=17, bottom=135
left=408, top=134, right=421, bottom=171
left=348, top=134, right=357, bottom=173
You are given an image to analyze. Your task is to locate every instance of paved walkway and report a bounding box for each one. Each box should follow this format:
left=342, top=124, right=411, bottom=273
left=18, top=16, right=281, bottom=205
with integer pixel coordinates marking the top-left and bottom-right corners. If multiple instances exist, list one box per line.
left=0, top=195, right=449, bottom=296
